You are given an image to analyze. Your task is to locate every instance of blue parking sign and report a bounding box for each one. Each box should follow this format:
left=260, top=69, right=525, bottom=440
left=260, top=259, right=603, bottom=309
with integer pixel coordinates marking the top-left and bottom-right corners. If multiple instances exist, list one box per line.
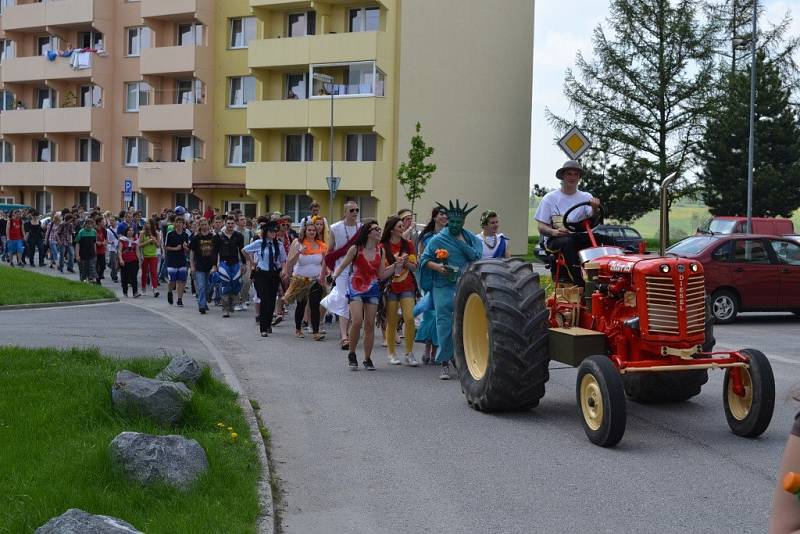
left=124, top=179, right=132, bottom=194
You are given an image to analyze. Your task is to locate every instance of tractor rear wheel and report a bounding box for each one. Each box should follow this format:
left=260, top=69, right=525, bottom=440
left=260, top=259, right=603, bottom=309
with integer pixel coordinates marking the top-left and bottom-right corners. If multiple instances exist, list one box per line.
left=724, top=348, right=775, bottom=437
left=453, top=258, right=550, bottom=411
left=623, top=304, right=715, bottom=403
left=577, top=355, right=627, bottom=447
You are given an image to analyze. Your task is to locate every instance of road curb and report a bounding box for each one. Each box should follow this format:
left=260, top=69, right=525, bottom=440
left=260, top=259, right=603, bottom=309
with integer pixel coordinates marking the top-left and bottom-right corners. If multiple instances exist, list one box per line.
left=124, top=300, right=275, bottom=534
left=0, top=297, right=118, bottom=311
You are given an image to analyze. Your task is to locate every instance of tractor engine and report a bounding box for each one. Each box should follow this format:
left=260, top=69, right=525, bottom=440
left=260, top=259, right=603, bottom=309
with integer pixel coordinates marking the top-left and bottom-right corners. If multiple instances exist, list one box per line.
left=583, top=254, right=707, bottom=362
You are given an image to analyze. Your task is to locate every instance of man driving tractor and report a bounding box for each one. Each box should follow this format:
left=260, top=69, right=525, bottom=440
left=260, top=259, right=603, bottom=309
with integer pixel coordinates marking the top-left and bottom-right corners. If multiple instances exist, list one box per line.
left=535, top=159, right=605, bottom=285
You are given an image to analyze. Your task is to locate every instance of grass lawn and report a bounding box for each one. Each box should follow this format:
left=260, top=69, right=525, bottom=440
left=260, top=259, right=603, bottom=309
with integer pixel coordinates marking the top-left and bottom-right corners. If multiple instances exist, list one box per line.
left=0, top=347, right=261, bottom=534
left=0, top=265, right=115, bottom=306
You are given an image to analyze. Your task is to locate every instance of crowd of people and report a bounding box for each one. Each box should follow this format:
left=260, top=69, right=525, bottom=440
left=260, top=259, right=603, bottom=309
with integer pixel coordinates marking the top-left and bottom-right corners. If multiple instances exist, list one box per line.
left=0, top=199, right=511, bottom=380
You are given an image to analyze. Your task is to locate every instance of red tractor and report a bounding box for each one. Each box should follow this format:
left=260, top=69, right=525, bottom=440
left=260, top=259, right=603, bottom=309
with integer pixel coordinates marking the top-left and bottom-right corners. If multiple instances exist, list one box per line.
left=452, top=190, right=775, bottom=447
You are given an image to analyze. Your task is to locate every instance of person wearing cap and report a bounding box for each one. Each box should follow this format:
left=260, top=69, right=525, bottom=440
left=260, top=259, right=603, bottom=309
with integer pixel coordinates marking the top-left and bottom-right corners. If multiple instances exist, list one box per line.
left=534, top=159, right=602, bottom=285
left=398, top=209, right=418, bottom=242
left=244, top=221, right=287, bottom=336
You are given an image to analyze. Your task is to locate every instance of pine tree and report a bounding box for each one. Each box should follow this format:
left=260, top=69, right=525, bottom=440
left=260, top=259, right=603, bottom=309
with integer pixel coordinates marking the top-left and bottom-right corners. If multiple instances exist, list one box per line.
left=397, top=122, right=437, bottom=219
left=548, top=0, right=718, bottom=219
left=698, top=51, right=800, bottom=217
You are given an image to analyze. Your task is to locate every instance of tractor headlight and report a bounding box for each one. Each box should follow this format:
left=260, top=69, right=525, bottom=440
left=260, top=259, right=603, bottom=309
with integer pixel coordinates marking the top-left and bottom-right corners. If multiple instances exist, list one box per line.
left=689, top=263, right=699, bottom=273
left=659, top=264, right=671, bottom=273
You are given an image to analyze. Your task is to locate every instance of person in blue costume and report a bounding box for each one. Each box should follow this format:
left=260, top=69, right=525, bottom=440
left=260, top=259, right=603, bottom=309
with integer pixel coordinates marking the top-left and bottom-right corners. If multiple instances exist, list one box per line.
left=418, top=200, right=483, bottom=380
left=414, top=207, right=449, bottom=364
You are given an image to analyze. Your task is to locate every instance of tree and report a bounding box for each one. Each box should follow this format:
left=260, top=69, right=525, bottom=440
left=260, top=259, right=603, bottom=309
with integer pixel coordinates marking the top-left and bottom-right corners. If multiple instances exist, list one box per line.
left=397, top=122, right=437, bottom=219
left=698, top=51, right=800, bottom=217
left=547, top=0, right=718, bottom=219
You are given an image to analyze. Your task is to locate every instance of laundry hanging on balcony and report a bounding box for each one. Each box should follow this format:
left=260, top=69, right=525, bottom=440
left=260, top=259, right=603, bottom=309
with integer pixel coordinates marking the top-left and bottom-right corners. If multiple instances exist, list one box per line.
left=70, top=51, right=92, bottom=70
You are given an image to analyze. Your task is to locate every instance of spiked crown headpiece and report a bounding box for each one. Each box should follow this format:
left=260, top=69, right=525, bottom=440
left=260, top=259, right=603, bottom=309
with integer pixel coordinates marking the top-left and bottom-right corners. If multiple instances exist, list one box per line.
left=436, top=199, right=477, bottom=220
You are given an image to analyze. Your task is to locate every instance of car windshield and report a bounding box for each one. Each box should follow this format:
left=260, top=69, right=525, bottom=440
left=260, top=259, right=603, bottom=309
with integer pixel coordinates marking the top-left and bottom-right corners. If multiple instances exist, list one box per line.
left=701, top=218, right=738, bottom=234
left=668, top=236, right=718, bottom=255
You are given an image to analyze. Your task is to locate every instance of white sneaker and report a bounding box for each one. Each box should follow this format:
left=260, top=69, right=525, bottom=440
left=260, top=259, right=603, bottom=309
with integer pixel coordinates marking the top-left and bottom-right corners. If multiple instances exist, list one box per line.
left=234, top=304, right=244, bottom=312
left=388, top=355, right=402, bottom=365
left=404, top=353, right=420, bottom=367
left=439, top=363, right=451, bottom=380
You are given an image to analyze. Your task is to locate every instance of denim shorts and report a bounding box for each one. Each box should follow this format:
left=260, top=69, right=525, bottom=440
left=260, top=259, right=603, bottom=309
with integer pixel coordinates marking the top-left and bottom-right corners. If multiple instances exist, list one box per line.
left=349, top=294, right=381, bottom=305
left=6, top=239, right=24, bottom=254
left=167, top=266, right=188, bottom=282
left=349, top=280, right=381, bottom=305
left=385, top=290, right=415, bottom=302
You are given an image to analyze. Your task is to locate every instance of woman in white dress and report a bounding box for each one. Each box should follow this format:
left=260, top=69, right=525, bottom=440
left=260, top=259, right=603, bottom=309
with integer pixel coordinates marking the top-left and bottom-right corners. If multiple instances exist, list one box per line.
left=476, top=210, right=511, bottom=259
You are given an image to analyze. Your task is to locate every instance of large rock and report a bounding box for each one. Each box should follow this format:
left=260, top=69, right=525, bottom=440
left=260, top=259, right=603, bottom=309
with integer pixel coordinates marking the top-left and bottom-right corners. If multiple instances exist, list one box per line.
left=35, top=508, right=142, bottom=533
left=112, top=370, right=191, bottom=425
left=110, top=431, right=209, bottom=491
left=156, top=355, right=203, bottom=386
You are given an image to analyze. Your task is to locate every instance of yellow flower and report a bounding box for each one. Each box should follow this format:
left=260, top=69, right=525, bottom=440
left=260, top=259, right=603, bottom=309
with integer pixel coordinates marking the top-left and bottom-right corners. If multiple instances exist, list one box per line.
left=230, top=432, right=239, bottom=443
left=216, top=422, right=225, bottom=429
left=227, top=426, right=234, bottom=432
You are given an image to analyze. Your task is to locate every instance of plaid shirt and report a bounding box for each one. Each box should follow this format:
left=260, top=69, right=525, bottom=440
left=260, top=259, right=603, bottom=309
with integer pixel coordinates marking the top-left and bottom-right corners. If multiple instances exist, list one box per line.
left=56, top=221, right=74, bottom=246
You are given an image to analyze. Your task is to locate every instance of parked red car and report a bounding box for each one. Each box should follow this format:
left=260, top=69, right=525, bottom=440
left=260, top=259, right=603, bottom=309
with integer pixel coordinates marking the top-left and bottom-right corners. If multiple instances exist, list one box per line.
left=667, top=234, right=800, bottom=323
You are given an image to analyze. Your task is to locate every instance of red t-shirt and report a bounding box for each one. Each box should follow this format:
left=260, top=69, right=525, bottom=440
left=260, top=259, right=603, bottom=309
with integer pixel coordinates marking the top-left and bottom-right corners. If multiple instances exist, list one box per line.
left=8, top=218, right=23, bottom=240
left=95, top=227, right=107, bottom=254
left=384, top=240, right=416, bottom=294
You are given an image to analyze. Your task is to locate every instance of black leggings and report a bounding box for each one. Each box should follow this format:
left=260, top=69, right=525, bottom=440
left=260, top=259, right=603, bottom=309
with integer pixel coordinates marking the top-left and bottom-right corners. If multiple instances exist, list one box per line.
left=253, top=270, right=281, bottom=332
left=121, top=261, right=139, bottom=294
left=295, top=282, right=323, bottom=333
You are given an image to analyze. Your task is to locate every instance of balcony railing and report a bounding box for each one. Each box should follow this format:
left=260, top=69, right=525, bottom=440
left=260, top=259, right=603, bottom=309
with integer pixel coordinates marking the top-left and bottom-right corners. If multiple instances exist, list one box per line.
left=138, top=162, right=196, bottom=189
left=1, top=0, right=107, bottom=31
left=247, top=97, right=388, bottom=136
left=0, top=162, right=99, bottom=188
left=139, top=104, right=209, bottom=132
left=1, top=55, right=98, bottom=83
left=0, top=107, right=97, bottom=135
left=248, top=32, right=387, bottom=69
left=245, top=160, right=378, bottom=191
left=141, top=0, right=213, bottom=19
left=140, top=46, right=209, bottom=76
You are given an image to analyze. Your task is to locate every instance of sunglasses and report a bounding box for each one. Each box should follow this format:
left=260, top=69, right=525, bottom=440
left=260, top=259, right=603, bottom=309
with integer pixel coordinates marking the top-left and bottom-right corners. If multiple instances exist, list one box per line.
left=349, top=208, right=360, bottom=213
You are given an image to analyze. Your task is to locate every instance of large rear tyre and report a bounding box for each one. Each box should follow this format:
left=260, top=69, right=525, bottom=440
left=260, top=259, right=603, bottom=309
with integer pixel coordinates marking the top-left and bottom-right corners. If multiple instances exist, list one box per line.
left=723, top=348, right=775, bottom=437
left=623, top=304, right=715, bottom=403
left=453, top=258, right=550, bottom=412
left=577, top=355, right=627, bottom=447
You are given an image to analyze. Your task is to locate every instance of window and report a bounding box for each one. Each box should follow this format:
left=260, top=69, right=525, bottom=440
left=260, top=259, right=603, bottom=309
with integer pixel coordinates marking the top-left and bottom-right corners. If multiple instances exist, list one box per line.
left=349, top=7, right=380, bottom=32
left=78, top=30, right=103, bottom=50
left=0, top=140, right=12, bottom=162
left=174, top=136, right=203, bottom=161
left=37, top=35, right=59, bottom=56
left=35, top=87, right=56, bottom=109
left=125, top=81, right=150, bottom=111
left=80, top=85, right=102, bottom=107
left=282, top=195, right=311, bottom=221
left=229, top=17, right=256, bottom=49
left=177, top=23, right=204, bottom=46
left=227, top=135, right=254, bottom=166
left=34, top=139, right=54, bottom=162
left=0, top=90, right=14, bottom=111
left=126, top=26, right=151, bottom=56
left=35, top=191, right=53, bottom=215
left=225, top=201, right=256, bottom=218
left=310, top=62, right=385, bottom=97
left=0, top=196, right=15, bottom=204
left=0, top=39, right=15, bottom=61
left=345, top=133, right=377, bottom=161
left=346, top=195, right=378, bottom=219
left=177, top=192, right=203, bottom=212
left=228, top=76, right=256, bottom=107
left=732, top=239, right=770, bottom=264
left=78, top=138, right=101, bottom=162
left=285, top=134, right=313, bottom=162
left=78, top=191, right=98, bottom=209
left=288, top=11, right=316, bottom=37
left=176, top=79, right=204, bottom=104
left=124, top=137, right=149, bottom=167
left=770, top=240, right=800, bottom=266
left=0, top=0, right=14, bottom=16
left=286, top=73, right=307, bottom=99
left=130, top=192, right=147, bottom=213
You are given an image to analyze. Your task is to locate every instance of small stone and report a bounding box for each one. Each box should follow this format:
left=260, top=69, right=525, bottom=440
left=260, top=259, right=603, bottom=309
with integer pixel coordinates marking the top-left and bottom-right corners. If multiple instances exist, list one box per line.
left=112, top=370, right=192, bottom=426
left=110, top=431, right=209, bottom=491
left=35, top=508, right=142, bottom=533
left=156, top=355, right=203, bottom=386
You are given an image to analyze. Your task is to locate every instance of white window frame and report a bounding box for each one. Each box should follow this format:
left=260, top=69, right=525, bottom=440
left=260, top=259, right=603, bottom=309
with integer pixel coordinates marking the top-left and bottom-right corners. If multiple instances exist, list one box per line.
left=78, top=138, right=101, bottom=162
left=177, top=22, right=204, bottom=47
left=227, top=135, right=254, bottom=167
left=229, top=17, right=256, bottom=49
left=78, top=30, right=103, bottom=50
left=0, top=90, right=14, bottom=111
left=126, top=26, right=151, bottom=57
left=287, top=11, right=315, bottom=38
left=35, top=191, right=53, bottom=215
left=0, top=196, right=15, bottom=204
left=80, top=84, right=102, bottom=108
left=282, top=194, right=312, bottom=222
left=225, top=200, right=256, bottom=218
left=37, top=35, right=59, bottom=56
left=78, top=191, right=98, bottom=210
left=175, top=78, right=204, bottom=104
left=130, top=191, right=147, bottom=213
left=285, top=134, right=313, bottom=162
left=0, top=140, right=12, bottom=163
left=0, top=39, right=15, bottom=61
left=34, top=139, right=55, bottom=162
left=124, top=137, right=149, bottom=167
left=345, top=133, right=377, bottom=161
left=228, top=76, right=255, bottom=108
left=35, top=87, right=56, bottom=109
left=125, top=81, right=150, bottom=112
left=309, top=61, right=385, bottom=99
left=174, top=136, right=203, bottom=162
left=285, top=73, right=308, bottom=100
left=348, top=7, right=380, bottom=32
left=177, top=192, right=203, bottom=212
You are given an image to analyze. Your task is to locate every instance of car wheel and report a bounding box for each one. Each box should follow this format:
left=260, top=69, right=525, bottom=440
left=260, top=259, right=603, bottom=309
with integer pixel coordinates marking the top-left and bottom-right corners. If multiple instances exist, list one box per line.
left=711, top=289, right=738, bottom=324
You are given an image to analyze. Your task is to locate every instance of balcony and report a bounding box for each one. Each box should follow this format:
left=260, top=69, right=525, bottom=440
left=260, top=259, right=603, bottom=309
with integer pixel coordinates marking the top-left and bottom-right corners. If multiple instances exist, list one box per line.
left=0, top=107, right=98, bottom=135
left=141, top=0, right=213, bottom=19
left=1, top=55, right=96, bottom=83
left=0, top=162, right=99, bottom=188
left=245, top=160, right=378, bottom=191
left=250, top=0, right=393, bottom=8
left=247, top=97, right=389, bottom=136
left=248, top=32, right=388, bottom=69
left=140, top=46, right=209, bottom=76
left=1, top=0, right=107, bottom=32
left=138, top=162, right=196, bottom=189
left=139, top=104, right=209, bottom=132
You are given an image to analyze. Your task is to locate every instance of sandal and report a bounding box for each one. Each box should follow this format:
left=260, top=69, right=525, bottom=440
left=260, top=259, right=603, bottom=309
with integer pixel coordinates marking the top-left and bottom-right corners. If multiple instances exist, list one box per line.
left=340, top=339, right=349, bottom=351
left=295, top=329, right=305, bottom=338
left=313, top=332, right=326, bottom=341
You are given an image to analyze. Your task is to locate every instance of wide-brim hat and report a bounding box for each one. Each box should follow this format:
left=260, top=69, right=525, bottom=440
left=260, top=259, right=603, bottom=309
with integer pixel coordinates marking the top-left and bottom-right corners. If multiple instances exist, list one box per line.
left=555, top=160, right=585, bottom=180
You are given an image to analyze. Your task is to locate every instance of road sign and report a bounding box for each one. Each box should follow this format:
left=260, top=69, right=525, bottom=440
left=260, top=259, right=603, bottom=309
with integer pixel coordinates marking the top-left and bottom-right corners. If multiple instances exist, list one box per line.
left=558, top=126, right=592, bottom=160
left=123, top=192, right=132, bottom=203
left=124, top=179, right=133, bottom=194
left=326, top=176, right=341, bottom=195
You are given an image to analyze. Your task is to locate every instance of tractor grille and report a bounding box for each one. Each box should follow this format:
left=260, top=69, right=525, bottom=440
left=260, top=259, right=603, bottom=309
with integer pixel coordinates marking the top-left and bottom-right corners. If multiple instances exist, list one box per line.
left=645, top=275, right=706, bottom=335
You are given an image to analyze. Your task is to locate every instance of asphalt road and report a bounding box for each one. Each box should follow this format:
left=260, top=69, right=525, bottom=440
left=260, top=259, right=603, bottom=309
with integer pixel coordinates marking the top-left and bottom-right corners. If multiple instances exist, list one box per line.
left=2, top=267, right=797, bottom=533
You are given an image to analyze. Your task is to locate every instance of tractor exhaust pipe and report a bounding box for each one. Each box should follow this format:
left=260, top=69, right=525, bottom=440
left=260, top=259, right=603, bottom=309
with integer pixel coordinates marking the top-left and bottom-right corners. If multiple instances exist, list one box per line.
left=659, top=172, right=678, bottom=256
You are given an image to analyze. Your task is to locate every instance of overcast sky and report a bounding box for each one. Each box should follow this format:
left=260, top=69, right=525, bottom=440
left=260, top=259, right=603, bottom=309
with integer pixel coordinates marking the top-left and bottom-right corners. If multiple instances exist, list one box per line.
left=530, top=0, right=800, bottom=190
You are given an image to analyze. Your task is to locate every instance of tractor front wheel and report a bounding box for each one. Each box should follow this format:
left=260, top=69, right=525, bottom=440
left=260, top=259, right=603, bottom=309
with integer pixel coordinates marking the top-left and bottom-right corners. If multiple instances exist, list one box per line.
left=453, top=258, right=550, bottom=412
left=576, top=355, right=627, bottom=447
left=723, top=348, right=775, bottom=437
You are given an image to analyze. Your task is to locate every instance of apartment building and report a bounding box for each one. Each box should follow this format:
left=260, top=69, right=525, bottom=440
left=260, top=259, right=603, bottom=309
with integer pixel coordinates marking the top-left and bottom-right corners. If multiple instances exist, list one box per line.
left=0, top=0, right=532, bottom=254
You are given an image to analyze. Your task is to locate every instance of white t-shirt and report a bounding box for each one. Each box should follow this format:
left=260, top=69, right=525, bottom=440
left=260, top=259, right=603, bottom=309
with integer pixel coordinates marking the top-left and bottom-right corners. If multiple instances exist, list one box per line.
left=534, top=189, right=593, bottom=245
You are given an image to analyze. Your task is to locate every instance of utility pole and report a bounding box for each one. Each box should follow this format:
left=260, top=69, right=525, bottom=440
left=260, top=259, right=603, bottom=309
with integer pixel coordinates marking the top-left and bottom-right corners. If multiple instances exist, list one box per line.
left=746, top=0, right=757, bottom=232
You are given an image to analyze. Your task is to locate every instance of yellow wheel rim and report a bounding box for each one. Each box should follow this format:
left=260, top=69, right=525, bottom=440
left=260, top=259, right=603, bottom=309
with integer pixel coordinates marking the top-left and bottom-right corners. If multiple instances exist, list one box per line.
left=463, top=293, right=490, bottom=381
left=727, top=367, right=753, bottom=421
left=580, top=374, right=604, bottom=431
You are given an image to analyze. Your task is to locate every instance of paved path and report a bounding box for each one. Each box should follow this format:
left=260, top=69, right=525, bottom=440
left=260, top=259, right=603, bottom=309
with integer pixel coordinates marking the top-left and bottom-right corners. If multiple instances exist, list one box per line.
left=5, top=264, right=798, bottom=533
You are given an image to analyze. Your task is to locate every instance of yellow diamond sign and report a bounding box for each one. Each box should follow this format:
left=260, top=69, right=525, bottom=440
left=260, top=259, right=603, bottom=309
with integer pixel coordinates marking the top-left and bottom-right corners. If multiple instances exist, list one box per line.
left=558, top=126, right=592, bottom=160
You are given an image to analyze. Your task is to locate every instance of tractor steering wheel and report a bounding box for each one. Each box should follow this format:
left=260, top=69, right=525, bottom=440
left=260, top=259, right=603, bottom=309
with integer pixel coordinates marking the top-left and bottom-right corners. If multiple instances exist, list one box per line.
left=562, top=201, right=604, bottom=233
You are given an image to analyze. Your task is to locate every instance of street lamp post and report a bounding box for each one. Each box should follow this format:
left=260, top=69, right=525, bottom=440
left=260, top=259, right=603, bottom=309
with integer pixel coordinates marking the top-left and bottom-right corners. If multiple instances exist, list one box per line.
left=312, top=72, right=340, bottom=223
left=745, top=0, right=757, bottom=233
